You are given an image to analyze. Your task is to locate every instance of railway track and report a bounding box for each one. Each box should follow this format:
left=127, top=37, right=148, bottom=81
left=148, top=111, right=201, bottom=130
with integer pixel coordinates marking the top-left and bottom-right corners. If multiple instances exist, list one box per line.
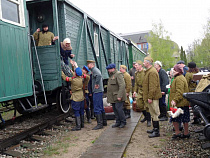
left=0, top=108, right=72, bottom=157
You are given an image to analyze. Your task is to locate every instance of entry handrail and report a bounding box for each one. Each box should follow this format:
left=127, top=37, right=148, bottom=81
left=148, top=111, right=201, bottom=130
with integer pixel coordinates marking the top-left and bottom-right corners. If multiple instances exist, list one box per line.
left=30, top=35, right=48, bottom=105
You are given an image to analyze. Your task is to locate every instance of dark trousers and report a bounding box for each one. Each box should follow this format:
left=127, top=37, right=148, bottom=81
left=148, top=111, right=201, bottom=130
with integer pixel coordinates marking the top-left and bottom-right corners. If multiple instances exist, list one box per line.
left=112, top=102, right=126, bottom=125
left=85, top=93, right=90, bottom=112
left=72, top=100, right=85, bottom=117
left=159, top=95, right=167, bottom=116
left=93, top=92, right=105, bottom=115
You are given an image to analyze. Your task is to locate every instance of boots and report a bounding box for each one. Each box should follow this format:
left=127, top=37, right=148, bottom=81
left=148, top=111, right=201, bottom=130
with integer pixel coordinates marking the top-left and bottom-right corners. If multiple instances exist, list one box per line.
left=86, top=110, right=91, bottom=123
left=159, top=106, right=168, bottom=121
left=81, top=115, right=84, bottom=128
left=147, top=112, right=151, bottom=127
left=140, top=110, right=147, bottom=123
left=148, top=121, right=160, bottom=138
left=91, top=108, right=95, bottom=119
left=71, top=116, right=81, bottom=131
left=102, top=112, right=107, bottom=126
left=92, top=114, right=103, bottom=130
left=125, top=109, right=131, bottom=119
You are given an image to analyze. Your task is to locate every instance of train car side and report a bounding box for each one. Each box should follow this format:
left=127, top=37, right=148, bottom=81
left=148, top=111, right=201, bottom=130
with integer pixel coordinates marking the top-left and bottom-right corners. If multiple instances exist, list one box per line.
left=0, top=0, right=33, bottom=103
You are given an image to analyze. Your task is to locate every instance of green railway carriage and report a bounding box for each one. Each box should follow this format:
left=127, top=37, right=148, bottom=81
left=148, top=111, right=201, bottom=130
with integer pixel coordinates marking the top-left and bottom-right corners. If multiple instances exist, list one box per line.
left=0, top=0, right=146, bottom=115
left=0, top=0, right=33, bottom=103
left=127, top=40, right=147, bottom=69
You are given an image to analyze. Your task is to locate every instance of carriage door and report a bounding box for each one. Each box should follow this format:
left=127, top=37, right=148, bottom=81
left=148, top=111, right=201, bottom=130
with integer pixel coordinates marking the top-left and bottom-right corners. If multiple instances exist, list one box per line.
left=26, top=0, right=61, bottom=92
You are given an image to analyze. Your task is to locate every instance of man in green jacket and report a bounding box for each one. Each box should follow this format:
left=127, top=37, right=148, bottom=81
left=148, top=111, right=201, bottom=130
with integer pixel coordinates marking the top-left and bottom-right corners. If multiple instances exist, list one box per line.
left=143, top=57, right=162, bottom=138
left=106, top=64, right=127, bottom=128
left=33, top=24, right=58, bottom=46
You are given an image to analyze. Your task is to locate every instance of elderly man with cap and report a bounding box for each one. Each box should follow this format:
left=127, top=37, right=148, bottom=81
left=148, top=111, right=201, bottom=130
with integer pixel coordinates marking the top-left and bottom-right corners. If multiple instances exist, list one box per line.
left=129, top=62, right=137, bottom=100
left=61, top=68, right=84, bottom=131
left=120, top=65, right=132, bottom=119
left=143, top=56, right=162, bottom=138
left=82, top=66, right=91, bottom=123
left=87, top=60, right=107, bottom=130
left=107, top=63, right=127, bottom=128
left=133, top=60, right=151, bottom=127
left=177, top=60, right=188, bottom=76
left=33, top=24, right=58, bottom=46
left=154, top=61, right=169, bottom=121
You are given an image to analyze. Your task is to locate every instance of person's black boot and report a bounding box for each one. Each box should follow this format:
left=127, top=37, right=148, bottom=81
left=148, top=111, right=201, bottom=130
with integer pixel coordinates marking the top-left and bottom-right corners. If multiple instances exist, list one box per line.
left=148, top=121, right=160, bottom=138
left=112, top=122, right=120, bottom=128
left=125, top=109, right=131, bottom=119
left=81, top=115, right=84, bottom=128
left=147, top=112, right=151, bottom=127
left=91, top=108, right=95, bottom=119
left=192, top=117, right=200, bottom=124
left=147, top=120, right=154, bottom=133
left=140, top=110, right=147, bottom=123
left=86, top=110, right=91, bottom=123
left=71, top=116, right=81, bottom=131
left=92, top=114, right=103, bottom=130
left=102, top=112, right=107, bottom=126
left=159, top=106, right=168, bottom=121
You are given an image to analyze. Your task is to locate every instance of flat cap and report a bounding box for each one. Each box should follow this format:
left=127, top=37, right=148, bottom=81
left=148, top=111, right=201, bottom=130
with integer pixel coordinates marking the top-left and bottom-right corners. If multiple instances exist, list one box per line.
left=106, top=63, right=116, bottom=69
left=177, top=60, right=185, bottom=64
left=136, top=60, right=143, bottom=65
left=144, top=56, right=153, bottom=63
left=86, top=60, right=95, bottom=64
left=154, top=61, right=162, bottom=67
left=83, top=65, right=90, bottom=72
left=120, top=65, right=127, bottom=69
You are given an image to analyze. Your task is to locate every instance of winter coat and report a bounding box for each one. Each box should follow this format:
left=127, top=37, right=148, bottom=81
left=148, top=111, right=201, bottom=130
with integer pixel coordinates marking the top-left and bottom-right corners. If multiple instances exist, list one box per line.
left=61, top=72, right=84, bottom=102
left=107, top=69, right=126, bottom=103
left=158, top=68, right=169, bottom=93
left=142, top=66, right=162, bottom=101
left=123, top=72, right=131, bottom=94
left=134, top=70, right=145, bottom=97
left=169, top=74, right=189, bottom=107
left=33, top=31, right=54, bottom=46
left=90, top=67, right=104, bottom=93
left=185, top=72, right=197, bottom=92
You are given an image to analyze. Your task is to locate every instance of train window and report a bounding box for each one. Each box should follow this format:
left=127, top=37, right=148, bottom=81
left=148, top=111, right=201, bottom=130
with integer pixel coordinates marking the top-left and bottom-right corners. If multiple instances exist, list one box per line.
left=94, top=32, right=99, bottom=57
left=0, top=0, right=25, bottom=26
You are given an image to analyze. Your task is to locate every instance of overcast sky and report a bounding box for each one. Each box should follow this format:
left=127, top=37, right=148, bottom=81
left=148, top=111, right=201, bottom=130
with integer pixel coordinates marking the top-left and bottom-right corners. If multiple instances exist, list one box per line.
left=69, top=0, right=210, bottom=50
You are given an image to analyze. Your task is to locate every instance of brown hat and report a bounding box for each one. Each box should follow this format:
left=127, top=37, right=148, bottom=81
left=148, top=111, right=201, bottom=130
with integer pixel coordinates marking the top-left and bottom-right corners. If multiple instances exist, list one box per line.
left=86, top=60, right=95, bottom=64
left=120, top=65, right=127, bottom=69
left=144, top=56, right=153, bottom=63
left=136, top=60, right=143, bottom=65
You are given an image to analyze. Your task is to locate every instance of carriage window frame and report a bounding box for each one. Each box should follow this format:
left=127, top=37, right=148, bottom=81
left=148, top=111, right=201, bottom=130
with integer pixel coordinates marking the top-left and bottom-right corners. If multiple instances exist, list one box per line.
left=0, top=0, right=25, bottom=27
left=94, top=32, right=99, bottom=57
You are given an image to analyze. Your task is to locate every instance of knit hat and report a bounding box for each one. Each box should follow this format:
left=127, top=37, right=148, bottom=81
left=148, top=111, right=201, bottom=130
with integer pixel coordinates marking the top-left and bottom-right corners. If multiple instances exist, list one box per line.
left=136, top=60, right=143, bottom=65
left=154, top=61, right=162, bottom=67
left=173, top=64, right=184, bottom=74
left=120, top=65, right=127, bottom=70
left=144, top=56, right=153, bottom=63
left=106, top=63, right=116, bottom=69
left=75, top=67, right=82, bottom=76
left=188, top=62, right=196, bottom=68
left=63, top=38, right=71, bottom=44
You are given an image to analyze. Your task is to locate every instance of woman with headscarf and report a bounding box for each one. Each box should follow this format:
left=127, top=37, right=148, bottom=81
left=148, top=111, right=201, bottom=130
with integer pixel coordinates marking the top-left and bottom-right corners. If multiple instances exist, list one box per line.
left=169, top=64, right=190, bottom=139
left=60, top=38, right=75, bottom=76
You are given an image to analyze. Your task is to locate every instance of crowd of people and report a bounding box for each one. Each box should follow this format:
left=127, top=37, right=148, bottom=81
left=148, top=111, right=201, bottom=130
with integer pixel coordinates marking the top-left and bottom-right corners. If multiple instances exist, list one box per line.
left=33, top=24, right=200, bottom=139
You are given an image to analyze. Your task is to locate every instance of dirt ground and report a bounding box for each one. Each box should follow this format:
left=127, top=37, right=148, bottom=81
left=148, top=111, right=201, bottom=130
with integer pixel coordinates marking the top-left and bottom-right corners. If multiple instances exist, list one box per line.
left=42, top=114, right=168, bottom=158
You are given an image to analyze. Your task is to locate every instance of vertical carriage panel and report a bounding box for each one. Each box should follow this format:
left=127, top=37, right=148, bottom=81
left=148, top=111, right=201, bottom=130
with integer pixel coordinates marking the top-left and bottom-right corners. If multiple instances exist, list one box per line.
left=0, top=22, right=33, bottom=102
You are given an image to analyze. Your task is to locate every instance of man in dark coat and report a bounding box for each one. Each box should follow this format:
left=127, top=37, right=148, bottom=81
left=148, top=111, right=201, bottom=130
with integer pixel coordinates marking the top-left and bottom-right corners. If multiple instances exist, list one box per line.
left=106, top=64, right=127, bottom=128
left=154, top=61, right=169, bottom=121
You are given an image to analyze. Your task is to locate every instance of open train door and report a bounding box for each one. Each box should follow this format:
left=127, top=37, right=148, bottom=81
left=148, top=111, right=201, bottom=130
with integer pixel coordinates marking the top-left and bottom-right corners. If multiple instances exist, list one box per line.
left=26, top=0, right=71, bottom=113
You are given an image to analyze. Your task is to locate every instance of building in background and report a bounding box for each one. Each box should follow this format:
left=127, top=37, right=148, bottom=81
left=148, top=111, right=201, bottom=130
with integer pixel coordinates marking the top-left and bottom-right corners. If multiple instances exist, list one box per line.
left=119, top=30, right=150, bottom=54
